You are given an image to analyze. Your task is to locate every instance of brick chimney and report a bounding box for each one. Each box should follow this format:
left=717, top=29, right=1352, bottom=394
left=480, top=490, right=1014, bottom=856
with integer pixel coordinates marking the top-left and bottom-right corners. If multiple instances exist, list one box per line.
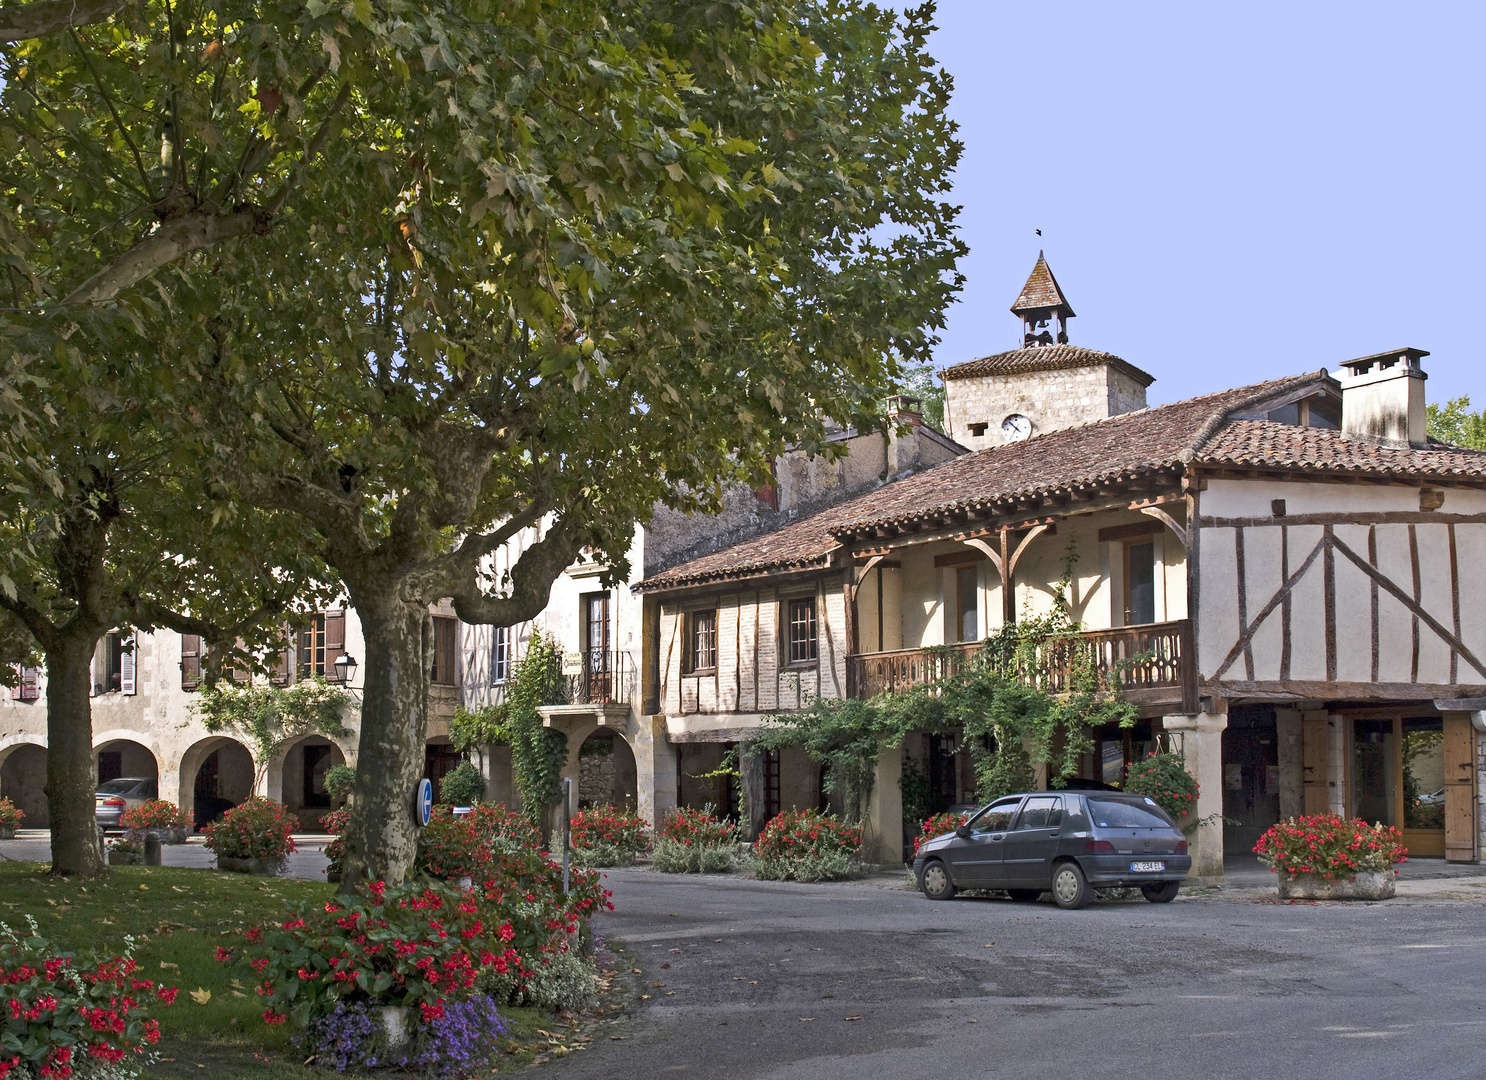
left=1337, top=348, right=1429, bottom=449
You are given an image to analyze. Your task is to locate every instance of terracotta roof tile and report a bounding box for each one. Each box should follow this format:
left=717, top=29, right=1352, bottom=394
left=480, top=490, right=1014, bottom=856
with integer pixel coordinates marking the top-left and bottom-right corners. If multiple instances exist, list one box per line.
left=1011, top=254, right=1074, bottom=315
left=940, top=343, right=1155, bottom=387
left=636, top=371, right=1486, bottom=592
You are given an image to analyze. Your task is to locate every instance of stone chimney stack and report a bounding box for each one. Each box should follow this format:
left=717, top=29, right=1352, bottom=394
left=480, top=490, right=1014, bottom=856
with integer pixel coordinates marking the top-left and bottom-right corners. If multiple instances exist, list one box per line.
left=1337, top=348, right=1429, bottom=449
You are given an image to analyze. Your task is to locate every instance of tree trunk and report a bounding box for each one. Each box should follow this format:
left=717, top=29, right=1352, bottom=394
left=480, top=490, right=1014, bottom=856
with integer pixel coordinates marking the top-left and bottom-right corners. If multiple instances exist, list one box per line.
left=338, top=593, right=430, bottom=891
left=45, top=633, right=106, bottom=877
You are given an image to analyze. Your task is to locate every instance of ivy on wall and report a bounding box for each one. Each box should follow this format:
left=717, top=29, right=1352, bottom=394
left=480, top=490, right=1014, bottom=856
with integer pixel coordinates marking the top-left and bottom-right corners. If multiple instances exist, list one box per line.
left=195, top=676, right=353, bottom=782
left=449, top=630, right=568, bottom=830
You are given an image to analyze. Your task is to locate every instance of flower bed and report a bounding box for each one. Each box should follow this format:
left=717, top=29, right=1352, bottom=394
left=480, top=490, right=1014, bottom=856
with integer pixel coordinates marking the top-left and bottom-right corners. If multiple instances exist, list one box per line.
left=221, top=855, right=613, bottom=1031
left=913, top=810, right=969, bottom=854
left=652, top=807, right=737, bottom=874
left=1122, top=752, right=1199, bottom=823
left=299, top=995, right=510, bottom=1077
left=120, top=799, right=190, bottom=844
left=751, top=810, right=863, bottom=882
left=1254, top=813, right=1407, bottom=881
left=0, top=918, right=178, bottom=1078
left=204, top=797, right=298, bottom=871
left=569, top=806, right=650, bottom=868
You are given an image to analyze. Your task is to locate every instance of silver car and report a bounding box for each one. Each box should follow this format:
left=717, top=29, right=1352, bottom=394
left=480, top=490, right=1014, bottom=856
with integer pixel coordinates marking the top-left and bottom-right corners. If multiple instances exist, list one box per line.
left=94, top=777, right=157, bottom=831
left=913, top=791, right=1192, bottom=909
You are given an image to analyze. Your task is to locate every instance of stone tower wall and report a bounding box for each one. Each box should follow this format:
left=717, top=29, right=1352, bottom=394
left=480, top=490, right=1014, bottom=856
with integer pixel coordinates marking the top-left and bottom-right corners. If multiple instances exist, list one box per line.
left=944, top=364, right=1149, bottom=451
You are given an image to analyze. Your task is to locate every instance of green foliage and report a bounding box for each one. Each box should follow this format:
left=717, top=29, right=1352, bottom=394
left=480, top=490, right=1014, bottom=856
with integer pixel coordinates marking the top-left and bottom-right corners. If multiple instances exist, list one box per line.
left=438, top=762, right=486, bottom=807
left=898, top=755, right=933, bottom=826
left=752, top=549, right=1138, bottom=815
left=323, top=765, right=357, bottom=805
left=195, top=677, right=352, bottom=773
left=652, top=808, right=739, bottom=873
left=749, top=810, right=864, bottom=882
left=504, top=633, right=568, bottom=829
left=1123, top=753, right=1199, bottom=822
left=203, top=797, right=298, bottom=862
left=900, top=363, right=947, bottom=432
left=449, top=705, right=509, bottom=753
left=1427, top=396, right=1486, bottom=450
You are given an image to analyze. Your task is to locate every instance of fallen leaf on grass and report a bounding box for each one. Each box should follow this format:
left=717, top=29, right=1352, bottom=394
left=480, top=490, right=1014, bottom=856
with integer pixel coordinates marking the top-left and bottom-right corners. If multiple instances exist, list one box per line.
left=189, top=989, right=211, bottom=1005
left=158, top=962, right=179, bottom=971
left=137, top=885, right=148, bottom=891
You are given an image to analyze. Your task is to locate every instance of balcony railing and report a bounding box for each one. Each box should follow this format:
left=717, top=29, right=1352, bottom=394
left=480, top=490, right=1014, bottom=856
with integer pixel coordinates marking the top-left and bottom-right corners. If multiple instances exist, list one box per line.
left=848, top=619, right=1195, bottom=712
left=551, top=650, right=637, bottom=707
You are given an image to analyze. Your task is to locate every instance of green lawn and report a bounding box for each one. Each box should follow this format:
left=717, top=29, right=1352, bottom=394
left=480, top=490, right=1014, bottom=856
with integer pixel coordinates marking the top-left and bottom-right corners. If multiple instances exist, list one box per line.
left=0, top=862, right=573, bottom=1078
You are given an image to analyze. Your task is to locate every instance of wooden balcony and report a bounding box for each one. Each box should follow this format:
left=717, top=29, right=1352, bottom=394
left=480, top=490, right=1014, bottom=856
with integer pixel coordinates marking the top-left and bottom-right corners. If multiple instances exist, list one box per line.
left=847, top=619, right=1196, bottom=713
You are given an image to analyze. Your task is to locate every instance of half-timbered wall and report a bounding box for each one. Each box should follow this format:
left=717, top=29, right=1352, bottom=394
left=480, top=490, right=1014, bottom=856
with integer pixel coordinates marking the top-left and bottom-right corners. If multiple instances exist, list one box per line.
left=1196, top=479, right=1486, bottom=697
left=659, top=576, right=850, bottom=721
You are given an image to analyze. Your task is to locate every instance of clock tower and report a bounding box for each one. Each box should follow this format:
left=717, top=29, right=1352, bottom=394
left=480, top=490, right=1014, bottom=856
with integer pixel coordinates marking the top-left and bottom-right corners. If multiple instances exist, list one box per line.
left=940, top=254, right=1154, bottom=451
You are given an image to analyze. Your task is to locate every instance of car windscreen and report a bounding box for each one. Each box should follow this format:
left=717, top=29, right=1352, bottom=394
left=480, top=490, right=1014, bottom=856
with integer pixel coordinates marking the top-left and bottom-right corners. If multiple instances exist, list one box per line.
left=1087, top=797, right=1174, bottom=829
left=96, top=779, right=141, bottom=795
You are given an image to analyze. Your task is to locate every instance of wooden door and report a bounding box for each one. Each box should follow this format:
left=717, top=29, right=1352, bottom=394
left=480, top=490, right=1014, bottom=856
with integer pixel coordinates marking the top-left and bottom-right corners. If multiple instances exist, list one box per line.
left=1443, top=713, right=1477, bottom=863
left=1302, top=713, right=1330, bottom=815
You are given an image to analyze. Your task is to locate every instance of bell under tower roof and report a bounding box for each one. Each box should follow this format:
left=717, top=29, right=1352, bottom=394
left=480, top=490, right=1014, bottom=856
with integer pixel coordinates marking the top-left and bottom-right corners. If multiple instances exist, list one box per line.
left=1011, top=251, right=1075, bottom=319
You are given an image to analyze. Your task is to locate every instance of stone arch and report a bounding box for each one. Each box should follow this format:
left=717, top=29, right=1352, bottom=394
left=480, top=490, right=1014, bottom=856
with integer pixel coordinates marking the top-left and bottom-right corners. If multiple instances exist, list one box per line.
left=0, top=736, right=48, bottom=828
left=266, top=734, right=349, bottom=832
left=575, top=728, right=638, bottom=813
left=93, top=732, right=160, bottom=787
left=177, top=736, right=256, bottom=829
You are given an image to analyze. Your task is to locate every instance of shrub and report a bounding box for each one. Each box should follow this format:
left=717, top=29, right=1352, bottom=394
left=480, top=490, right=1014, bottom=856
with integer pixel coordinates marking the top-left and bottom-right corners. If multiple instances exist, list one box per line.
left=464, top=804, right=541, bottom=853
left=203, top=797, right=298, bottom=862
left=107, top=837, right=143, bottom=856
left=1123, top=752, right=1199, bottom=822
left=750, top=810, right=863, bottom=882
left=119, top=799, right=189, bottom=835
left=1254, top=814, right=1408, bottom=880
left=0, top=799, right=23, bottom=830
left=300, top=995, right=511, bottom=1078
left=0, top=918, right=178, bottom=1079
left=652, top=808, right=737, bottom=874
left=324, top=765, right=357, bottom=804
left=913, top=810, right=969, bottom=854
left=413, top=805, right=546, bottom=883
left=221, top=859, right=612, bottom=1025
left=438, top=762, right=486, bottom=807
left=569, top=806, right=649, bottom=868
left=320, top=810, right=351, bottom=878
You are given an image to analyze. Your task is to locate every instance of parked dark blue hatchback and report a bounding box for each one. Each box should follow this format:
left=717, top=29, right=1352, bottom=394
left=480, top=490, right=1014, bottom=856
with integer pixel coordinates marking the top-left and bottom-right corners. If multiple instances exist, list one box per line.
left=912, top=791, right=1191, bottom=909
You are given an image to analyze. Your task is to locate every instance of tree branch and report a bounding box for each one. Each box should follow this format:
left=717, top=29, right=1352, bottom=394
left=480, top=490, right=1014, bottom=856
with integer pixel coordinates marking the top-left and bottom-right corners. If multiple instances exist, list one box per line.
left=0, top=0, right=127, bottom=41
left=447, top=512, right=587, bottom=627
left=62, top=207, right=270, bottom=306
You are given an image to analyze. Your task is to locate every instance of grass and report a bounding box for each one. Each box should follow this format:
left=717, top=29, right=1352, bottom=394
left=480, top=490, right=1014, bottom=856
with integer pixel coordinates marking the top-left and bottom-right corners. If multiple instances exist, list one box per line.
left=0, top=861, right=575, bottom=1078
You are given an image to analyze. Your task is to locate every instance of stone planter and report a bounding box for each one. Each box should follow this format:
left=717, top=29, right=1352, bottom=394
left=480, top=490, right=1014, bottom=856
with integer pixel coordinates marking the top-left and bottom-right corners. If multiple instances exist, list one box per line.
left=376, top=1006, right=411, bottom=1049
left=1278, top=870, right=1395, bottom=901
left=216, top=855, right=287, bottom=877
left=126, top=827, right=187, bottom=846
left=108, top=851, right=142, bottom=866
left=0, top=826, right=16, bottom=840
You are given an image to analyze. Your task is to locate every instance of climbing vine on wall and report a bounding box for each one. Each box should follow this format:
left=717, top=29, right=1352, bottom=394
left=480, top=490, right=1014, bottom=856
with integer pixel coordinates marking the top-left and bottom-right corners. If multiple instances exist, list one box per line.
left=750, top=547, right=1138, bottom=821
left=449, top=630, right=568, bottom=830
left=196, top=676, right=353, bottom=782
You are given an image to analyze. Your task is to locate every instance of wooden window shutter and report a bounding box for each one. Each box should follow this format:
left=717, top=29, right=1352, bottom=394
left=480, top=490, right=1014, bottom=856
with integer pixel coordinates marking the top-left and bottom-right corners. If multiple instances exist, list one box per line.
left=1301, top=712, right=1330, bottom=816
left=180, top=635, right=202, bottom=690
left=273, top=630, right=293, bottom=686
left=325, top=612, right=346, bottom=680
left=11, top=667, right=39, bottom=701
left=1443, top=713, right=1478, bottom=863
left=119, top=636, right=136, bottom=696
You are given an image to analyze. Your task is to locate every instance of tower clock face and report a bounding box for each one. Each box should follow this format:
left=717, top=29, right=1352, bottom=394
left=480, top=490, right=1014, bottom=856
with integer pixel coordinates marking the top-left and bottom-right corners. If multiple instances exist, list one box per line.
left=1002, top=414, right=1032, bottom=442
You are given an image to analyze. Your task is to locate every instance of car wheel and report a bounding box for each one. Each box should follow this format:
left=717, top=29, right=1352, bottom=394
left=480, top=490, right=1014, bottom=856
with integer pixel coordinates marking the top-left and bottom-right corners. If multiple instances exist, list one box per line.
left=1050, top=862, right=1091, bottom=910
left=1141, top=881, right=1180, bottom=904
left=921, top=861, right=957, bottom=901
left=1005, top=889, right=1041, bottom=902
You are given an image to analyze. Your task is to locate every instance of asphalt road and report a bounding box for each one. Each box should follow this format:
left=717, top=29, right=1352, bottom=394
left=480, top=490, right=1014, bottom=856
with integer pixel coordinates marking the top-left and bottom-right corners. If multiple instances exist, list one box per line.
left=561, top=868, right=1486, bottom=1080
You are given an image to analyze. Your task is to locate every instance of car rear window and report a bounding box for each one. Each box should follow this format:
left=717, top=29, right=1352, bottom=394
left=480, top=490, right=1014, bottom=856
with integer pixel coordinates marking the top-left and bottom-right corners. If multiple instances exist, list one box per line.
left=1087, top=797, right=1173, bottom=829
left=96, top=779, right=140, bottom=795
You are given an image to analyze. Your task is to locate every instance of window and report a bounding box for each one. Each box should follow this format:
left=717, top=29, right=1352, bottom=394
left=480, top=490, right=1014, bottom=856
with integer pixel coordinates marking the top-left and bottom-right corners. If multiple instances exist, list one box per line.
left=1124, top=541, right=1156, bottom=625
left=956, top=565, right=979, bottom=642
left=491, top=626, right=512, bottom=685
left=1015, top=796, right=1063, bottom=831
left=10, top=667, right=40, bottom=702
left=686, top=609, right=717, bottom=673
left=180, top=634, right=202, bottom=691
left=1088, top=797, right=1174, bottom=829
left=969, top=799, right=1021, bottom=833
left=299, top=613, right=345, bottom=680
left=761, top=748, right=781, bottom=820
left=787, top=597, right=817, bottom=664
left=431, top=616, right=458, bottom=686
left=92, top=632, right=134, bottom=696
left=967, top=422, right=988, bottom=438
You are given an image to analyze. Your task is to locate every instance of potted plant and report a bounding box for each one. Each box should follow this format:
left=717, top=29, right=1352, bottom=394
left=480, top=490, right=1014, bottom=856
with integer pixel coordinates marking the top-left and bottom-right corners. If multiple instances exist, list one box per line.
left=1123, top=752, right=1200, bottom=831
left=437, top=761, right=485, bottom=808
left=121, top=798, right=191, bottom=845
left=0, top=797, right=23, bottom=840
left=1254, top=813, right=1407, bottom=900
left=204, top=796, right=298, bottom=876
left=107, top=836, right=144, bottom=866
left=325, top=763, right=357, bottom=805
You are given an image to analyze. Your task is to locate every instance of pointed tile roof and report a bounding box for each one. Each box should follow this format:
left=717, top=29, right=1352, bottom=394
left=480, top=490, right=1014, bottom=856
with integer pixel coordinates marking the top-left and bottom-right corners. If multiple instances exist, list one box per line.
left=940, top=343, right=1154, bottom=387
left=1011, top=251, right=1074, bottom=316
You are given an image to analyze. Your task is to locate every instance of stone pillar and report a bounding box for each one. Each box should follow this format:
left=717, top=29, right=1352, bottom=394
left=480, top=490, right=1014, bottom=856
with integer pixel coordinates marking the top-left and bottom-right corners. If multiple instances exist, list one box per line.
left=1327, top=713, right=1346, bottom=816
left=631, top=715, right=678, bottom=829
left=1163, top=710, right=1229, bottom=882
left=1275, top=708, right=1303, bottom=820
left=862, top=741, right=903, bottom=868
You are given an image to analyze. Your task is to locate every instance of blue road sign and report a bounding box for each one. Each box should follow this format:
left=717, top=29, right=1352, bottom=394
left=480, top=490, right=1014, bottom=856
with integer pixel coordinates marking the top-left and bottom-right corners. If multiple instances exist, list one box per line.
left=415, top=778, right=434, bottom=827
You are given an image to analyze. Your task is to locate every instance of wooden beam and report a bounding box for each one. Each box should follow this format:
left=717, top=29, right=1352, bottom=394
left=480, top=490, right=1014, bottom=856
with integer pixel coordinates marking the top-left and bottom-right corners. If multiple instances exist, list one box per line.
left=1139, top=505, right=1189, bottom=550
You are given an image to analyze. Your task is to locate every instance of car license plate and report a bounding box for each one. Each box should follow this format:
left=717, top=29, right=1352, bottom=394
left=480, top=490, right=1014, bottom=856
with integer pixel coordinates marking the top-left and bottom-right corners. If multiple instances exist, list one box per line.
left=1130, top=861, right=1165, bottom=872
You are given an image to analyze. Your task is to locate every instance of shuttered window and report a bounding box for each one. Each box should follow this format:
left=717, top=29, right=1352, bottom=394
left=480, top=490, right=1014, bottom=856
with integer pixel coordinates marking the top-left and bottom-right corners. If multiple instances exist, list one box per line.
left=325, top=612, right=345, bottom=680
left=10, top=667, right=40, bottom=701
left=299, top=617, right=326, bottom=678
left=491, top=626, right=512, bottom=685
left=180, top=635, right=202, bottom=691
left=92, top=632, right=135, bottom=696
left=431, top=616, right=458, bottom=686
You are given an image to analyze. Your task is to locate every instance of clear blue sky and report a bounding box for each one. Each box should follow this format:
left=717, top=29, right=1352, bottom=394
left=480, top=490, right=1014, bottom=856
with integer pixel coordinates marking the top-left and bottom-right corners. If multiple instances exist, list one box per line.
left=911, top=1, right=1484, bottom=408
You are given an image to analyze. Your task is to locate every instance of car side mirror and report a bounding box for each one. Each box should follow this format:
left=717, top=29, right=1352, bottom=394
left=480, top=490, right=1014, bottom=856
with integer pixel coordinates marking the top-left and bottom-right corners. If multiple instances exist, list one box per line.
left=955, top=825, right=970, bottom=839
